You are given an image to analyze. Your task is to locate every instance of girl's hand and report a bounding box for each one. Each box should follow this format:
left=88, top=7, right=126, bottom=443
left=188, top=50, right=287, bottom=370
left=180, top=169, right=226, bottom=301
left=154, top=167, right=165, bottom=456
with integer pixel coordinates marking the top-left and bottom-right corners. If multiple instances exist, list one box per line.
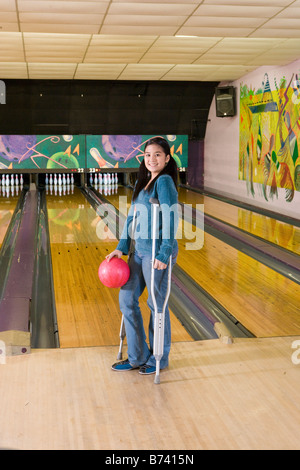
left=106, top=249, right=123, bottom=262
left=153, top=259, right=167, bottom=270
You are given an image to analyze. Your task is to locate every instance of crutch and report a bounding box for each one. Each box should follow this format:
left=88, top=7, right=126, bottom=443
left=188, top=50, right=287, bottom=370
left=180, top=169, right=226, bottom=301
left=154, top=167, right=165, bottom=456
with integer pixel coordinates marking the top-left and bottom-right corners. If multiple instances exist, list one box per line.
left=150, top=198, right=172, bottom=385
left=117, top=316, right=126, bottom=360
left=117, top=206, right=137, bottom=360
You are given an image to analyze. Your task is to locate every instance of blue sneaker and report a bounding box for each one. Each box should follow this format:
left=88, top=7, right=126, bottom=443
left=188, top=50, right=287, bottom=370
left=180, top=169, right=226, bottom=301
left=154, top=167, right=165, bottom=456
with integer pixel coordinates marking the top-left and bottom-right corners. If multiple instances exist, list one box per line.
left=111, top=359, right=138, bottom=372
left=139, top=364, right=156, bottom=375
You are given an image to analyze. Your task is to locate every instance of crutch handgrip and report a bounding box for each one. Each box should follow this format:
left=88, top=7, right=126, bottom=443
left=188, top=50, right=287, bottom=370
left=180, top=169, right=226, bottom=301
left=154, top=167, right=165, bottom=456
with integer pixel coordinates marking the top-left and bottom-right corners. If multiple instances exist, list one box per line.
left=149, top=197, right=159, bottom=205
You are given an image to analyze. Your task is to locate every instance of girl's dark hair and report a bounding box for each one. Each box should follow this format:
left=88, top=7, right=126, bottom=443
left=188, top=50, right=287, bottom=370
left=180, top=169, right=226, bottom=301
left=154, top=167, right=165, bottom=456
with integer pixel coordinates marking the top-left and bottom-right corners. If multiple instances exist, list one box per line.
left=132, top=137, right=178, bottom=201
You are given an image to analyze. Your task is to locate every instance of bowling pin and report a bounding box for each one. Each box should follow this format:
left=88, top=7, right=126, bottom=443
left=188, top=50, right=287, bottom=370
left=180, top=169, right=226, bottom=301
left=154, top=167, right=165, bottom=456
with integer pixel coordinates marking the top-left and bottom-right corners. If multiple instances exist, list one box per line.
left=20, top=174, right=23, bottom=186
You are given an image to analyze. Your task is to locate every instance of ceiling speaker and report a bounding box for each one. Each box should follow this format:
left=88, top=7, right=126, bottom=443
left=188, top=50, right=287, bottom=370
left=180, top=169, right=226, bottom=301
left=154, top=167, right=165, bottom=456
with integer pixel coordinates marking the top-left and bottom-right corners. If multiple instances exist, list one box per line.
left=215, top=86, right=236, bottom=117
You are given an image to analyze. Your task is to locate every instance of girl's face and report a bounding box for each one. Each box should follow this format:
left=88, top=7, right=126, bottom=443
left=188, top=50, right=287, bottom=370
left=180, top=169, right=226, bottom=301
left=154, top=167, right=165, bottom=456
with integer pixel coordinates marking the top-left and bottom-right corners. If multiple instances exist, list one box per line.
left=144, top=143, right=170, bottom=179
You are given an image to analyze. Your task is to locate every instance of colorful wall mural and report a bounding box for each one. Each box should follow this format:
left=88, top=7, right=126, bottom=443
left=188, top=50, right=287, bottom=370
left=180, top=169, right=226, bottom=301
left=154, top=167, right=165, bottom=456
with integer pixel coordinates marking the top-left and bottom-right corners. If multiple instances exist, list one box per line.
left=0, top=135, right=85, bottom=171
left=0, top=134, right=188, bottom=171
left=86, top=134, right=187, bottom=170
left=239, top=72, right=300, bottom=203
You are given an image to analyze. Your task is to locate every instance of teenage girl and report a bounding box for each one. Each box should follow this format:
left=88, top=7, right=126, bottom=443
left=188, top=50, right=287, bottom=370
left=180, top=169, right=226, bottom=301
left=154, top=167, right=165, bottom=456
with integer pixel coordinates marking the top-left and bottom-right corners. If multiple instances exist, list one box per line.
left=106, top=137, right=178, bottom=375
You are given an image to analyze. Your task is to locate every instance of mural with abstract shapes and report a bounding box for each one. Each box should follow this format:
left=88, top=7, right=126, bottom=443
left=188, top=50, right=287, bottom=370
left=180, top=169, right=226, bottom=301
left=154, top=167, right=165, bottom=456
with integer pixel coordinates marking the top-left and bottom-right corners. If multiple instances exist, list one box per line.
left=0, top=135, right=85, bottom=170
left=239, top=72, right=300, bottom=203
left=86, top=135, right=188, bottom=169
left=0, top=134, right=188, bottom=171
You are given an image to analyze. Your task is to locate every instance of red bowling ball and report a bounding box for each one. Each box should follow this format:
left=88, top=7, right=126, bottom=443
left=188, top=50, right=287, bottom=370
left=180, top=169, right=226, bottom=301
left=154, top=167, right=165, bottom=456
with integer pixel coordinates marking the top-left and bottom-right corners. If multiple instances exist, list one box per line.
left=98, top=257, right=130, bottom=288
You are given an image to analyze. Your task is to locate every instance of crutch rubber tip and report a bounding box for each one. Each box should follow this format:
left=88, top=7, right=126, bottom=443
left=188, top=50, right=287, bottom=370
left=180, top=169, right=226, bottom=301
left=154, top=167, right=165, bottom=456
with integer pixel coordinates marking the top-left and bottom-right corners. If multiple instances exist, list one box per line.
left=117, top=353, right=122, bottom=360
left=154, top=375, right=160, bottom=384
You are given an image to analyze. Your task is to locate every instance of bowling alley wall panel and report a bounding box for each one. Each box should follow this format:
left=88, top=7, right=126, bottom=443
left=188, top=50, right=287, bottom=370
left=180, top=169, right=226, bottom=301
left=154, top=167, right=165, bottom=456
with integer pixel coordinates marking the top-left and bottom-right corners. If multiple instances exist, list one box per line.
left=0, top=134, right=188, bottom=172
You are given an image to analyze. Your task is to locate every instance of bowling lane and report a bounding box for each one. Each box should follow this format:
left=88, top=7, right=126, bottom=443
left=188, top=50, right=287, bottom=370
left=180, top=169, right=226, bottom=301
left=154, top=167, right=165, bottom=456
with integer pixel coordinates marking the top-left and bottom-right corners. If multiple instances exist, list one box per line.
left=46, top=185, right=191, bottom=348
left=0, top=187, right=21, bottom=247
left=179, top=187, right=300, bottom=256
left=107, top=185, right=300, bottom=338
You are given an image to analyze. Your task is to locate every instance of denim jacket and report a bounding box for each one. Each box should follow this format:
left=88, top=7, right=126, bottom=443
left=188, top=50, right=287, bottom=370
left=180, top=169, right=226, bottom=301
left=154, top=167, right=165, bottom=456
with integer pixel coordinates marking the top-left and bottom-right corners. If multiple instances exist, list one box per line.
left=117, top=174, right=179, bottom=264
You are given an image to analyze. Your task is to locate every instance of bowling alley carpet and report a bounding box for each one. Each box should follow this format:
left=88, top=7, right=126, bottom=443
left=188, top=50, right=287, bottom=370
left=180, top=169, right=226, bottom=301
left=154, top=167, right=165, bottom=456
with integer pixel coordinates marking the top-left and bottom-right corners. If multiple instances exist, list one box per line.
left=0, top=336, right=300, bottom=450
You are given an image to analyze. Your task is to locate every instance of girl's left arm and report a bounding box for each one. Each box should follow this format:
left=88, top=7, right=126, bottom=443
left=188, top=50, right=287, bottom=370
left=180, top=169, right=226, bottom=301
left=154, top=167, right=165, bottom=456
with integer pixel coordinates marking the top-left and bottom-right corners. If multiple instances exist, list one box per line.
left=155, top=175, right=179, bottom=265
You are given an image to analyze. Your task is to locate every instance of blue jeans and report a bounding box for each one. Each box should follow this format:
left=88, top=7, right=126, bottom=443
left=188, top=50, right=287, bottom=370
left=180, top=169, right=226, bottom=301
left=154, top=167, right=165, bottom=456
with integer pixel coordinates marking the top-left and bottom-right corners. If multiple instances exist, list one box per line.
left=119, top=250, right=177, bottom=369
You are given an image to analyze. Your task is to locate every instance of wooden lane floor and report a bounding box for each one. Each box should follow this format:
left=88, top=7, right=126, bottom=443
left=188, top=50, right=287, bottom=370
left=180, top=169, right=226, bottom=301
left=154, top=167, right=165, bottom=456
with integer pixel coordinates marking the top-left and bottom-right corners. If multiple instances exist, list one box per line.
left=46, top=186, right=191, bottom=348
left=0, top=190, right=20, bottom=247
left=178, top=187, right=300, bottom=256
left=1, top=336, right=300, bottom=450
left=107, top=185, right=300, bottom=338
